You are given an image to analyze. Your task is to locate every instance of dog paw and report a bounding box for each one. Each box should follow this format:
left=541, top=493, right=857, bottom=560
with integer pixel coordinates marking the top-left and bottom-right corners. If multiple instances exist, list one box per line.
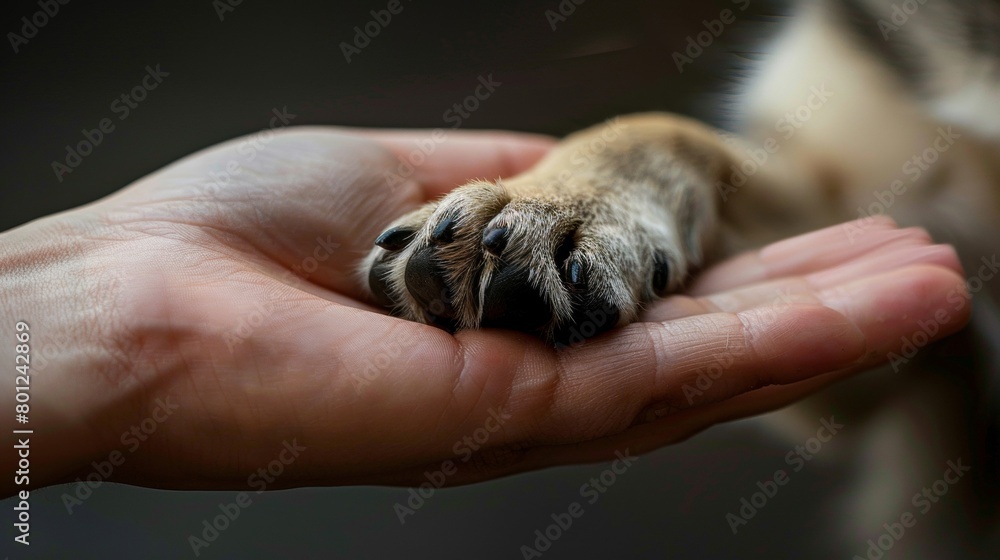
left=363, top=176, right=711, bottom=344
left=362, top=114, right=725, bottom=344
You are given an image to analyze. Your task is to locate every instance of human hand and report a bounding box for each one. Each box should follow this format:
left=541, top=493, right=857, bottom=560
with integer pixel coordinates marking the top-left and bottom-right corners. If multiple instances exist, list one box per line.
left=0, top=127, right=969, bottom=494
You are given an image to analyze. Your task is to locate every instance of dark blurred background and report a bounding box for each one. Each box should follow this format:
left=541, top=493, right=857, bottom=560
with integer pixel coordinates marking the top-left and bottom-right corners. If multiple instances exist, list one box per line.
left=4, top=1, right=982, bottom=559
left=0, top=0, right=771, bottom=231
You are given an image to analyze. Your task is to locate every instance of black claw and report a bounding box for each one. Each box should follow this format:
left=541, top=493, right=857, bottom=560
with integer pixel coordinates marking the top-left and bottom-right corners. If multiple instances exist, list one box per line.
left=431, top=216, right=456, bottom=243
left=375, top=226, right=416, bottom=251
left=652, top=254, right=670, bottom=296
left=566, top=260, right=584, bottom=287
left=482, top=226, right=509, bottom=256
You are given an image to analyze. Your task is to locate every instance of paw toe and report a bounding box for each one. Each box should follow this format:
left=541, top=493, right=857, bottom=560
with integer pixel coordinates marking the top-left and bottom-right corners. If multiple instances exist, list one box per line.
left=481, top=262, right=550, bottom=331
left=367, top=257, right=396, bottom=308
left=404, top=245, right=457, bottom=327
left=553, top=259, right=621, bottom=344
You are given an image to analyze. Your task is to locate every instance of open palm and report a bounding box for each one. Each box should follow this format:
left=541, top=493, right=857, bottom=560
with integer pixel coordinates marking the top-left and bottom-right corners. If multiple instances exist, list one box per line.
left=4, top=126, right=968, bottom=494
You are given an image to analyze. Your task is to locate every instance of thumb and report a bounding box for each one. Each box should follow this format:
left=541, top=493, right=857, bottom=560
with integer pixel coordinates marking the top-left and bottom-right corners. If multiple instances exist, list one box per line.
left=103, top=126, right=554, bottom=302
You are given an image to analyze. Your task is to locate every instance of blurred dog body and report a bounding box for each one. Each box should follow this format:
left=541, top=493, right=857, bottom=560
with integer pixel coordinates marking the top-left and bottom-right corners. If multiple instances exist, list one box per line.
left=734, top=0, right=1000, bottom=556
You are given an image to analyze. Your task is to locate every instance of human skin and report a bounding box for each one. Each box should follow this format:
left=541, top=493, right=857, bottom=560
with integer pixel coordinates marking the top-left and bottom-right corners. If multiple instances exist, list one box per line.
left=0, top=127, right=969, bottom=495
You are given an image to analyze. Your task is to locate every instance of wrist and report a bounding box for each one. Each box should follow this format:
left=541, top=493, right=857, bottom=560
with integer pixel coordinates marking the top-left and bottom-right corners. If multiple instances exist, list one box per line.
left=0, top=212, right=131, bottom=495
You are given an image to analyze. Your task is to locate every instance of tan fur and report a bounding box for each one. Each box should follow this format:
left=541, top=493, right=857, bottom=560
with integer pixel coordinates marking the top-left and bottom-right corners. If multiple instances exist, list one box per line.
left=366, top=113, right=733, bottom=339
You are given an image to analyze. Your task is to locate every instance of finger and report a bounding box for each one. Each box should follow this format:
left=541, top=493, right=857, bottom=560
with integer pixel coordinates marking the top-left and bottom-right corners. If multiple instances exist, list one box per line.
left=133, top=261, right=968, bottom=489
left=690, top=216, right=935, bottom=295
left=357, top=129, right=555, bottom=198
left=460, top=264, right=966, bottom=449
left=435, top=265, right=972, bottom=484
left=461, top=369, right=853, bottom=483
left=642, top=265, right=969, bottom=412
left=114, top=128, right=553, bottom=304
left=108, top=128, right=423, bottom=301
left=643, top=243, right=961, bottom=322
